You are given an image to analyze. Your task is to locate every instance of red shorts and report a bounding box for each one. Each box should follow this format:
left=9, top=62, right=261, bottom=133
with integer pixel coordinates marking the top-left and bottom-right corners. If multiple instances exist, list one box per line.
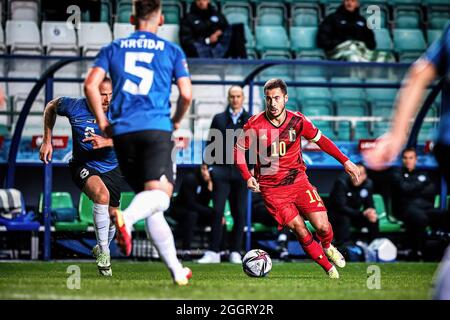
left=260, top=177, right=326, bottom=230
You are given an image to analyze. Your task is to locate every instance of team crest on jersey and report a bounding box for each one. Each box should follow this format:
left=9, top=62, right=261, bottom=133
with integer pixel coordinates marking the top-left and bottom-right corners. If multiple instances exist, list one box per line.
left=289, top=128, right=296, bottom=142
left=84, top=127, right=95, bottom=138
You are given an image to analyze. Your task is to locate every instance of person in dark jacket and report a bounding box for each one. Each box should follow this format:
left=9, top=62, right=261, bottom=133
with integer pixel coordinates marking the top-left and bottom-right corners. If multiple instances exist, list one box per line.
left=198, top=85, right=251, bottom=264
left=179, top=0, right=246, bottom=58
left=171, top=166, right=215, bottom=259
left=328, top=164, right=379, bottom=246
left=317, top=0, right=376, bottom=58
left=391, top=147, right=449, bottom=259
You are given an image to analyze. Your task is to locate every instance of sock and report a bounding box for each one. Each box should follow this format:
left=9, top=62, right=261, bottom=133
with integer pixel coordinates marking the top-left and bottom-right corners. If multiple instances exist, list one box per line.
left=93, top=203, right=110, bottom=255
left=108, top=223, right=116, bottom=247
left=123, top=190, right=170, bottom=226
left=145, top=211, right=184, bottom=278
left=316, top=223, right=334, bottom=250
left=297, top=232, right=333, bottom=272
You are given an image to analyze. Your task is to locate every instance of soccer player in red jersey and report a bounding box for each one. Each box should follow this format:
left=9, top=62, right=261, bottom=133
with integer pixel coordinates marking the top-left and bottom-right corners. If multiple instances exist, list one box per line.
left=234, top=79, right=360, bottom=278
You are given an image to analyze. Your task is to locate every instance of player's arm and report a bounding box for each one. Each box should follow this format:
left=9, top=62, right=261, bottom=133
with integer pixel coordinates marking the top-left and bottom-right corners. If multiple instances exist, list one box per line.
left=82, top=133, right=114, bottom=149
left=39, top=98, right=61, bottom=164
left=310, top=130, right=360, bottom=183
left=234, top=124, right=259, bottom=192
left=367, top=61, right=437, bottom=169
left=84, top=67, right=111, bottom=135
left=172, top=77, right=192, bottom=130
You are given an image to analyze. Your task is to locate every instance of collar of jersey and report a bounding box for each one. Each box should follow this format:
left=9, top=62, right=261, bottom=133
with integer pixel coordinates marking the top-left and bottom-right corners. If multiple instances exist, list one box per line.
left=264, top=109, right=288, bottom=128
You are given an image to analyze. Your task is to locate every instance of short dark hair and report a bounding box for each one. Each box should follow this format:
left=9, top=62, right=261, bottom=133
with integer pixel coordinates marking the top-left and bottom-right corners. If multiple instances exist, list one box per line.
left=133, top=0, right=161, bottom=21
left=402, top=147, right=417, bottom=156
left=264, top=78, right=288, bottom=95
left=102, top=77, right=112, bottom=85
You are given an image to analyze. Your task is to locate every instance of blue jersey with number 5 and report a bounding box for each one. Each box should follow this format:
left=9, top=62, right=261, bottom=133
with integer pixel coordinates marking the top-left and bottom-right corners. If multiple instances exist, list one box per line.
left=93, top=30, right=190, bottom=136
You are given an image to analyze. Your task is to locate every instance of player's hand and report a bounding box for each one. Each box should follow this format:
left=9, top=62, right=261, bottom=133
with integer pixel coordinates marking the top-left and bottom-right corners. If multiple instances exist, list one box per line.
left=247, top=176, right=260, bottom=193
left=209, top=30, right=222, bottom=44
left=364, top=132, right=404, bottom=171
left=172, top=121, right=181, bottom=130
left=39, top=141, right=53, bottom=164
left=363, top=208, right=378, bottom=223
left=344, top=160, right=360, bottom=184
left=82, top=133, right=113, bottom=149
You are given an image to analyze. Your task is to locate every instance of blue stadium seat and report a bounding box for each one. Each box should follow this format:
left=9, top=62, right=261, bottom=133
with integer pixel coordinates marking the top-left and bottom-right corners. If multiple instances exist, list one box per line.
left=255, top=25, right=291, bottom=58
left=296, top=76, right=332, bottom=105
left=290, top=26, right=325, bottom=60
left=394, top=6, right=423, bottom=29
left=162, top=1, right=183, bottom=24
left=393, top=28, right=427, bottom=62
left=222, top=1, right=253, bottom=26
left=427, top=29, right=443, bottom=45
left=291, top=5, right=320, bottom=27
left=255, top=2, right=287, bottom=26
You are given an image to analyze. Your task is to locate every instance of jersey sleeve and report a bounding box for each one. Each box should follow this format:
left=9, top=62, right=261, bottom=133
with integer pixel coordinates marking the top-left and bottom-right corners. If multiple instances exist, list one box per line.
left=92, top=43, right=113, bottom=73
left=236, top=121, right=253, bottom=151
left=172, top=46, right=190, bottom=80
left=422, top=24, right=449, bottom=77
left=299, top=113, right=320, bottom=142
left=56, top=97, right=77, bottom=117
left=234, top=121, right=254, bottom=181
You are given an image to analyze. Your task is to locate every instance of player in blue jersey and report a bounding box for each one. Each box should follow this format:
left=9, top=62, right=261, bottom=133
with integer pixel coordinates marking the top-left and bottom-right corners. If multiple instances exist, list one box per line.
left=39, top=77, right=129, bottom=277
left=365, top=23, right=450, bottom=299
left=84, top=0, right=192, bottom=285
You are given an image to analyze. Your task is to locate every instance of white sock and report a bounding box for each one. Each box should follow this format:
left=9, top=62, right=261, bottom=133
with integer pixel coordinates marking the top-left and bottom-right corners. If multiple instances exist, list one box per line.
left=108, top=223, right=116, bottom=247
left=93, top=203, right=110, bottom=254
left=123, top=190, right=170, bottom=226
left=145, top=211, right=183, bottom=278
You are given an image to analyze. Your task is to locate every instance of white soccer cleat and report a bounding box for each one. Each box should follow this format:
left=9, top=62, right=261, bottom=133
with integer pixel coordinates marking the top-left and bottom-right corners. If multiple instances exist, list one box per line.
left=327, top=266, right=339, bottom=279
left=197, top=250, right=221, bottom=264
left=173, top=267, right=192, bottom=286
left=96, top=251, right=112, bottom=277
left=229, top=251, right=242, bottom=264
left=324, top=244, right=346, bottom=268
left=92, top=245, right=100, bottom=258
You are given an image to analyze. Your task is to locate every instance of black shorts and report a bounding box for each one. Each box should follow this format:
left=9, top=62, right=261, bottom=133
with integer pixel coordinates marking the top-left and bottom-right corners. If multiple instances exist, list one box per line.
left=69, top=161, right=124, bottom=207
left=113, top=130, right=175, bottom=193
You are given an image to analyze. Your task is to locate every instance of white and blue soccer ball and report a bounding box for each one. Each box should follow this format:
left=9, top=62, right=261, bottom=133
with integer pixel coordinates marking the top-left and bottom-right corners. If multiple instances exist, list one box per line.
left=242, top=249, right=272, bottom=277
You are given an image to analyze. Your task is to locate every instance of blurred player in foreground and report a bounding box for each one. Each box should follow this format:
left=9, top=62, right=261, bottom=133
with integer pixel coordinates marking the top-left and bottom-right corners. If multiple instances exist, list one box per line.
left=364, top=24, right=449, bottom=299
left=234, top=78, right=360, bottom=279
left=40, top=77, right=127, bottom=276
left=84, top=0, right=192, bottom=285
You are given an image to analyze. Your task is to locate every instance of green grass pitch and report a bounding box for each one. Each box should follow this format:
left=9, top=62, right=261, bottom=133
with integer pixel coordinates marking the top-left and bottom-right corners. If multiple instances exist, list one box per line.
left=0, top=261, right=439, bottom=300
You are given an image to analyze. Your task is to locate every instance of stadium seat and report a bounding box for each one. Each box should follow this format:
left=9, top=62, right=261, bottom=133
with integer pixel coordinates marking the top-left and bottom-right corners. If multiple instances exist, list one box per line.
left=427, top=29, right=443, bottom=45
left=116, top=0, right=132, bottom=23
left=291, top=4, right=320, bottom=27
left=41, top=22, right=78, bottom=56
left=394, top=7, right=422, bottom=29
left=427, top=8, right=450, bottom=30
left=78, top=22, right=112, bottom=57
left=255, top=25, right=291, bottom=58
left=6, top=70, right=44, bottom=114
left=6, top=20, right=42, bottom=55
left=222, top=1, right=253, bottom=26
left=434, top=195, right=450, bottom=209
left=39, top=192, right=89, bottom=232
left=365, top=78, right=398, bottom=106
left=255, top=2, right=286, bottom=26
left=243, top=24, right=257, bottom=59
left=393, top=28, right=427, bottom=62
left=78, top=193, right=94, bottom=225
left=156, top=24, right=180, bottom=45
left=0, top=24, right=6, bottom=54
left=113, top=23, right=134, bottom=39
left=162, top=1, right=183, bottom=24
left=373, top=194, right=404, bottom=233
left=313, top=120, right=336, bottom=140
left=290, top=26, right=325, bottom=60
left=331, top=77, right=366, bottom=103
left=10, top=0, right=39, bottom=24
left=373, top=28, right=393, bottom=52
left=296, top=76, right=332, bottom=106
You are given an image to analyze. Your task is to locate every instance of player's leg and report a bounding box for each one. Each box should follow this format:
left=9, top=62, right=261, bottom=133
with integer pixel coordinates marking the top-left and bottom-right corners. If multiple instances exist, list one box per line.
left=296, top=182, right=345, bottom=268
left=286, top=214, right=338, bottom=278
left=227, top=176, right=247, bottom=263
left=82, top=175, right=112, bottom=276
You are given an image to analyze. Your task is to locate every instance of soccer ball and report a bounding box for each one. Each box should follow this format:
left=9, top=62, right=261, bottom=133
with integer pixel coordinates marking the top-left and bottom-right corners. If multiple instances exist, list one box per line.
left=242, top=249, right=272, bottom=277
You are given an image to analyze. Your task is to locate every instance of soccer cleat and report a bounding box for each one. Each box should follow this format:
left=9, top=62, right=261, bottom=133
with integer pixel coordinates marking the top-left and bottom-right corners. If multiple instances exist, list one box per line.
left=229, top=251, right=242, bottom=264
left=324, top=244, right=346, bottom=268
left=111, top=208, right=132, bottom=256
left=327, top=266, right=339, bottom=279
left=92, top=245, right=100, bottom=259
left=197, top=250, right=220, bottom=264
left=173, top=267, right=192, bottom=286
left=96, top=252, right=112, bottom=277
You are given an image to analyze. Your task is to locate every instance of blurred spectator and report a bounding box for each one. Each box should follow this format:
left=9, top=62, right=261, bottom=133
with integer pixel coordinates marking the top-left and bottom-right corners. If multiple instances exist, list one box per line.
left=391, top=147, right=449, bottom=259
left=42, top=0, right=101, bottom=22
left=170, top=166, right=214, bottom=260
left=180, top=0, right=246, bottom=58
left=328, top=164, right=379, bottom=246
left=252, top=192, right=290, bottom=260
left=317, top=0, right=384, bottom=62
left=198, top=86, right=250, bottom=264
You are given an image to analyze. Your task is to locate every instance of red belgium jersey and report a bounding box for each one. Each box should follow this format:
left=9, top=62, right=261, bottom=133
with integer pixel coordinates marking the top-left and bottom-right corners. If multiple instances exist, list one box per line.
left=235, top=110, right=321, bottom=188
